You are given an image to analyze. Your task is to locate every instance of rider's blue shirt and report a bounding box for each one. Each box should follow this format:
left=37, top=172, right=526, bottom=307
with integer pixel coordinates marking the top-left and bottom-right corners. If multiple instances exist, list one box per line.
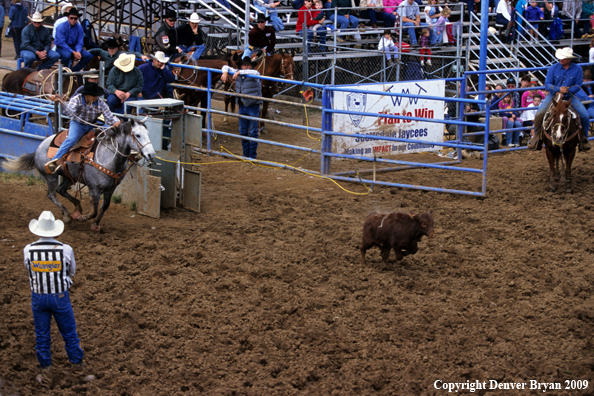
left=545, top=62, right=583, bottom=100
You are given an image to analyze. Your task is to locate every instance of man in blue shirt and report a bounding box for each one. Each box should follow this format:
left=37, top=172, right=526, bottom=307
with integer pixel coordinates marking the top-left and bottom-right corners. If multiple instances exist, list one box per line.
left=53, top=8, right=92, bottom=72
left=138, top=51, right=176, bottom=99
left=20, top=12, right=60, bottom=70
left=528, top=47, right=591, bottom=152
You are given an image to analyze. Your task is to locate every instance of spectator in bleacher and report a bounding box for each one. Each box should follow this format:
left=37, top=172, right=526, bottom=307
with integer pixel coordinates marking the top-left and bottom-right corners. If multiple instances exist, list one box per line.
left=515, top=0, right=527, bottom=39
left=379, top=29, right=400, bottom=64
left=9, top=0, right=28, bottom=60
left=579, top=69, right=594, bottom=123
left=216, top=0, right=232, bottom=11
left=221, top=57, right=262, bottom=159
left=399, top=0, right=428, bottom=45
left=381, top=0, right=401, bottom=29
left=245, top=14, right=277, bottom=59
left=89, top=38, right=148, bottom=77
left=466, top=0, right=480, bottom=24
left=54, top=8, right=93, bottom=72
left=360, top=0, right=383, bottom=29
left=177, top=13, right=207, bottom=60
left=155, top=9, right=181, bottom=58
left=522, top=92, right=540, bottom=139
left=529, top=47, right=591, bottom=151
left=521, top=80, right=545, bottom=107
left=430, top=6, right=450, bottom=45
left=540, top=0, right=558, bottom=37
left=526, top=0, right=544, bottom=41
left=138, top=51, right=176, bottom=100
left=297, top=0, right=328, bottom=53
left=52, top=3, right=74, bottom=42
left=419, top=28, right=431, bottom=65
left=330, top=0, right=360, bottom=37
left=506, top=78, right=521, bottom=109
left=0, top=4, right=5, bottom=56
left=313, top=0, right=334, bottom=36
left=496, top=0, right=515, bottom=43
left=254, top=0, right=285, bottom=31
left=106, top=53, right=143, bottom=113
left=20, top=12, right=60, bottom=70
left=559, top=0, right=585, bottom=38
left=425, top=0, right=442, bottom=25
left=498, top=92, right=522, bottom=146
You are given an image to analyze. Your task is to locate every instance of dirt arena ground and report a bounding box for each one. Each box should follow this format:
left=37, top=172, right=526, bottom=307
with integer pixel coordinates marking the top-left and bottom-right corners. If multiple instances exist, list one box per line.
left=2, top=103, right=594, bottom=396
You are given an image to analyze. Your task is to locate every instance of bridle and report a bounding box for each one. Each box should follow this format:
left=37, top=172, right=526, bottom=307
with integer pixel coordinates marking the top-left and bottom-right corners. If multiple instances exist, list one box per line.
left=543, top=103, right=579, bottom=146
left=172, top=54, right=200, bottom=86
left=281, top=55, right=294, bottom=80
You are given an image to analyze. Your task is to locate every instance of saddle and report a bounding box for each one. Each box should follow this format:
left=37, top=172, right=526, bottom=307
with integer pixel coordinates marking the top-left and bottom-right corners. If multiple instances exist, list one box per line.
left=23, top=69, right=56, bottom=97
left=46, top=129, right=97, bottom=164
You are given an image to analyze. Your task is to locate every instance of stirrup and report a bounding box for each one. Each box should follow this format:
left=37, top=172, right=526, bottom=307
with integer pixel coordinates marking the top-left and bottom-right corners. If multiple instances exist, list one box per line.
left=44, top=159, right=62, bottom=174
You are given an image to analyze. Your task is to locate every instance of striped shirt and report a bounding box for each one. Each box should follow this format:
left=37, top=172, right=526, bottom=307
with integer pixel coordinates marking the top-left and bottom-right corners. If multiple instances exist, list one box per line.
left=24, top=237, right=75, bottom=294
left=63, top=93, right=120, bottom=126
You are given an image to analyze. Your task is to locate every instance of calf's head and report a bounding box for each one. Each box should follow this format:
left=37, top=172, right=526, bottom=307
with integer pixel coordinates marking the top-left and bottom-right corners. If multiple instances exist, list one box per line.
left=414, top=211, right=436, bottom=238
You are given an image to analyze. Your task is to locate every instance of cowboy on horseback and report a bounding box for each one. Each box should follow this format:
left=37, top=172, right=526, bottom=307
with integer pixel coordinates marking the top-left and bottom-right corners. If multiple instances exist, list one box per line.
left=244, top=14, right=277, bottom=61
left=528, top=47, right=591, bottom=152
left=45, top=82, right=121, bottom=174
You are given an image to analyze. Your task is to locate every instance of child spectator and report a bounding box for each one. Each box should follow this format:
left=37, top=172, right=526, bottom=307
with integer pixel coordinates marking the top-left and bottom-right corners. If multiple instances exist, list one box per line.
left=379, top=29, right=400, bottom=64
left=296, top=0, right=328, bottom=53
left=430, top=7, right=450, bottom=45
left=424, top=0, right=442, bottom=24
left=525, top=0, right=543, bottom=41
left=521, top=80, right=545, bottom=108
left=419, top=28, right=431, bottom=66
left=522, top=93, right=541, bottom=139
left=312, top=0, right=333, bottom=35
left=499, top=94, right=523, bottom=147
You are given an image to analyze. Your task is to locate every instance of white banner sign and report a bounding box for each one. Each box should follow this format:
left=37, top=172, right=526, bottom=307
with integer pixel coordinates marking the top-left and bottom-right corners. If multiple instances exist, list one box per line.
left=332, top=80, right=445, bottom=157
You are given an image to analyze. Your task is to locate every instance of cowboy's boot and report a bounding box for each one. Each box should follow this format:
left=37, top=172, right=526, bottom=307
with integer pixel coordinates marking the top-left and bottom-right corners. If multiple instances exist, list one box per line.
left=71, top=363, right=95, bottom=384
left=36, top=366, right=54, bottom=389
left=579, top=131, right=591, bottom=152
left=527, top=132, right=541, bottom=150
left=44, top=158, right=62, bottom=174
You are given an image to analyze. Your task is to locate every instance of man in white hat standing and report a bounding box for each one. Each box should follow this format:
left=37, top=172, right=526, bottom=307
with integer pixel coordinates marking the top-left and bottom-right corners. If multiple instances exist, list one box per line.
left=20, top=12, right=60, bottom=70
left=138, top=51, right=176, bottom=100
left=528, top=47, right=591, bottom=152
left=106, top=52, right=144, bottom=113
left=24, top=211, right=94, bottom=389
left=176, top=12, right=206, bottom=60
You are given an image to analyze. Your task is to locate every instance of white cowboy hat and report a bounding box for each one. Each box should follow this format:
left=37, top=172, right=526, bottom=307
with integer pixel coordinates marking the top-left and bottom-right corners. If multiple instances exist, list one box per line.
left=152, top=51, right=170, bottom=64
left=84, top=68, right=99, bottom=79
left=114, top=53, right=136, bottom=72
left=29, top=12, right=43, bottom=23
left=189, top=12, right=201, bottom=23
left=29, top=211, right=64, bottom=238
left=555, top=47, right=576, bottom=60
left=60, top=2, right=73, bottom=14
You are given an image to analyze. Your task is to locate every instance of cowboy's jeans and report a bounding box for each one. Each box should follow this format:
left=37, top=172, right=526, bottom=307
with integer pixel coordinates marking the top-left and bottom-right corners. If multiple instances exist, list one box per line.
left=52, top=121, right=93, bottom=161
left=31, top=291, right=84, bottom=368
left=239, top=103, right=260, bottom=159
left=20, top=50, right=60, bottom=70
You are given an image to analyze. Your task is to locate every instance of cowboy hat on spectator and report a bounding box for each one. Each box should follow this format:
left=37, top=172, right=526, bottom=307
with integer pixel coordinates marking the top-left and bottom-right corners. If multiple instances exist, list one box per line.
left=255, top=14, right=270, bottom=23
left=104, top=38, right=120, bottom=48
left=84, top=69, right=99, bottom=80
left=29, top=211, right=64, bottom=238
left=152, top=51, right=170, bottom=64
left=28, top=12, right=43, bottom=23
left=189, top=13, right=202, bottom=23
left=114, top=53, right=136, bottom=72
left=67, top=8, right=81, bottom=17
left=163, top=9, right=177, bottom=20
left=555, top=47, right=576, bottom=60
left=60, top=2, right=73, bottom=15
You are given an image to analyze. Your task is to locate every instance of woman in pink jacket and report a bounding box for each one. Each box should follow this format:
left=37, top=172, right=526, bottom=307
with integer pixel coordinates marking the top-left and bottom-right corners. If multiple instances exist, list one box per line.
left=382, top=0, right=402, bottom=28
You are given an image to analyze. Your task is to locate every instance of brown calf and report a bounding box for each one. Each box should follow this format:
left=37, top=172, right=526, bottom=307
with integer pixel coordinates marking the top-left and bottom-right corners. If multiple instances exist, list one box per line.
left=360, top=211, right=435, bottom=265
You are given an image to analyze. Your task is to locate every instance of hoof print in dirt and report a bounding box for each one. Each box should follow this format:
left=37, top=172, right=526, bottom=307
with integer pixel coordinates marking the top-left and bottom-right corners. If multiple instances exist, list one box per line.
left=360, top=211, right=435, bottom=266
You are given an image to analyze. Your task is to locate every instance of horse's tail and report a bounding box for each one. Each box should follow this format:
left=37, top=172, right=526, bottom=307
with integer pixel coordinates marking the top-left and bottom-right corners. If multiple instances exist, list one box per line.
left=2, top=152, right=37, bottom=173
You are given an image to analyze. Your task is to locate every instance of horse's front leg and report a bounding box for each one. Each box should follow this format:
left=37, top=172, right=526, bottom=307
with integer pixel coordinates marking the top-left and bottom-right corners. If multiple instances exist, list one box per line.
left=44, top=175, right=72, bottom=222
left=545, top=149, right=556, bottom=192
left=77, top=189, right=99, bottom=222
left=564, top=148, right=576, bottom=194
left=56, top=178, right=82, bottom=219
left=92, top=189, right=115, bottom=233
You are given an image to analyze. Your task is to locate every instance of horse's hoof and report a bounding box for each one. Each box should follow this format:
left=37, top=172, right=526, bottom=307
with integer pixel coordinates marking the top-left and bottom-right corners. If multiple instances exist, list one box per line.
left=63, top=215, right=71, bottom=223
left=260, top=128, right=268, bottom=135
left=90, top=224, right=101, bottom=233
left=71, top=211, right=81, bottom=220
left=566, top=188, right=573, bottom=194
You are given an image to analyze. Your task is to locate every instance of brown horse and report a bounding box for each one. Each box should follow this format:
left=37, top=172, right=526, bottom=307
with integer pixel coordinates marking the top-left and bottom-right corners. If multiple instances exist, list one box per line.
left=223, top=51, right=295, bottom=133
left=541, top=93, right=581, bottom=193
left=2, top=67, right=79, bottom=99
left=170, top=53, right=240, bottom=127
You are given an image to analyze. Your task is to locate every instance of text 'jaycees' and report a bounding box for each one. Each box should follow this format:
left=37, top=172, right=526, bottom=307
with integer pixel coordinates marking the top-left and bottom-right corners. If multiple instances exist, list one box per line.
left=434, top=379, right=589, bottom=393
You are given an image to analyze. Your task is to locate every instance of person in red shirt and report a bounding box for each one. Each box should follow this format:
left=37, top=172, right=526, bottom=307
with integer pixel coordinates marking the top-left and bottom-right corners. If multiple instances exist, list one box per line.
left=296, top=0, right=327, bottom=54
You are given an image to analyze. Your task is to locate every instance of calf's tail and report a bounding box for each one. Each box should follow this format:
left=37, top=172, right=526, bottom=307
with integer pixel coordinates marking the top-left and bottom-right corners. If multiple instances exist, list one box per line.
left=2, top=152, right=37, bottom=173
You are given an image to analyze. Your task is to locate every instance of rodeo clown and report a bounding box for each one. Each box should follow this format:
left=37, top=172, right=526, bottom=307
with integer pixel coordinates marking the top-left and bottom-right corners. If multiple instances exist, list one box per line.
left=24, top=211, right=95, bottom=389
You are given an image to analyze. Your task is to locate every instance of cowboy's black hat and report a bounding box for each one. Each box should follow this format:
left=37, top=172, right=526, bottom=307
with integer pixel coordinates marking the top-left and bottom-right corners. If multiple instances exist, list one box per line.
left=104, top=38, right=120, bottom=48
left=66, top=8, right=81, bottom=17
left=80, top=82, right=104, bottom=97
left=255, top=13, right=270, bottom=23
left=163, top=9, right=177, bottom=20
left=241, top=57, right=255, bottom=66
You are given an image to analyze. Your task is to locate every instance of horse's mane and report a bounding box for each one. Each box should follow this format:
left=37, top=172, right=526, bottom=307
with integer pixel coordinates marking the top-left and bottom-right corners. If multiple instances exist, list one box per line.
left=97, top=120, right=133, bottom=142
